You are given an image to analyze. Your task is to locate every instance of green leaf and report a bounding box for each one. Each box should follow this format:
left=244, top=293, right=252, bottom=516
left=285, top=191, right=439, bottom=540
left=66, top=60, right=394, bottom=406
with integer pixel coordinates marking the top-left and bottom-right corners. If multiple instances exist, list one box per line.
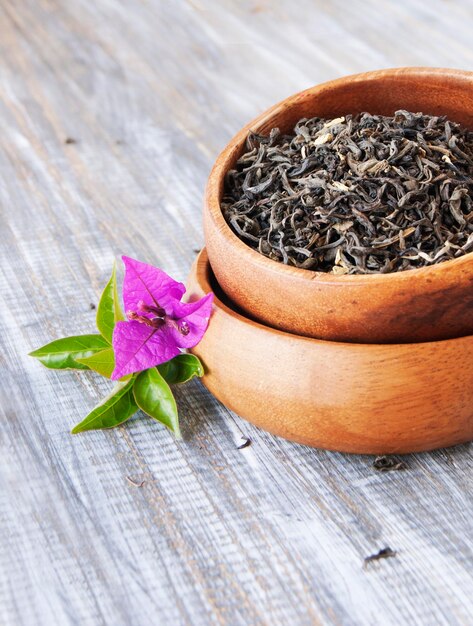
left=71, top=378, right=138, bottom=433
left=96, top=262, right=124, bottom=344
left=76, top=347, right=115, bottom=378
left=29, top=335, right=109, bottom=370
left=158, top=353, right=204, bottom=385
left=133, top=368, right=181, bottom=437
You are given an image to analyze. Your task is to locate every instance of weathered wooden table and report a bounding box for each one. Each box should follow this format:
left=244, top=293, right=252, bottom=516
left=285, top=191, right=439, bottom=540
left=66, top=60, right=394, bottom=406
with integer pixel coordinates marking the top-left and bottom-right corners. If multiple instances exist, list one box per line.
left=2, top=1, right=473, bottom=624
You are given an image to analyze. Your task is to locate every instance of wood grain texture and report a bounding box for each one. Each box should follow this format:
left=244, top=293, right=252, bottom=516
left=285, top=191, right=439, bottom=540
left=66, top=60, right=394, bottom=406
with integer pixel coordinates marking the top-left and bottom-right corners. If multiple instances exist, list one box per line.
left=1, top=1, right=473, bottom=625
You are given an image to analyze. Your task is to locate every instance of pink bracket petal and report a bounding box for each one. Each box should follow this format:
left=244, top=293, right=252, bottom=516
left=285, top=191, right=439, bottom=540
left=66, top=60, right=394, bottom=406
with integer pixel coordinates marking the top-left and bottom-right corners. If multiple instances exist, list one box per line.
left=122, top=256, right=185, bottom=316
left=167, top=293, right=214, bottom=349
left=111, top=320, right=181, bottom=379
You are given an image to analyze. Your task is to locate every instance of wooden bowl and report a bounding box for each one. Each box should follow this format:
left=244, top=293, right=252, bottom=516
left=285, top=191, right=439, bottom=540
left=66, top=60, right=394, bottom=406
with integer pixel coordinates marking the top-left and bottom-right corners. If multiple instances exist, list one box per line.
left=187, top=249, right=473, bottom=454
left=204, top=68, right=473, bottom=344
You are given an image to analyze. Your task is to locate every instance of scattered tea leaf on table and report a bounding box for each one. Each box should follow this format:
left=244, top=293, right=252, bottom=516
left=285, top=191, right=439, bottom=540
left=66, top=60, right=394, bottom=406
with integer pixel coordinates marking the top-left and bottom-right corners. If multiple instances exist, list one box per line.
left=76, top=347, right=116, bottom=378
left=96, top=262, right=124, bottom=344
left=71, top=378, right=138, bottom=433
left=158, top=353, right=204, bottom=384
left=364, top=547, right=397, bottom=566
left=29, top=335, right=109, bottom=370
left=133, top=367, right=181, bottom=437
left=373, top=455, right=407, bottom=472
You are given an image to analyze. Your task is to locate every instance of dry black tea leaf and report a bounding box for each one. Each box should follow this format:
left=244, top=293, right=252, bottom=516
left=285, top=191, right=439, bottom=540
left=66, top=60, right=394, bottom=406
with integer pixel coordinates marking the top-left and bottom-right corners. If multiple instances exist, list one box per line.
left=364, top=547, right=397, bottom=566
left=222, top=111, right=473, bottom=274
left=236, top=436, right=251, bottom=449
left=372, top=456, right=407, bottom=472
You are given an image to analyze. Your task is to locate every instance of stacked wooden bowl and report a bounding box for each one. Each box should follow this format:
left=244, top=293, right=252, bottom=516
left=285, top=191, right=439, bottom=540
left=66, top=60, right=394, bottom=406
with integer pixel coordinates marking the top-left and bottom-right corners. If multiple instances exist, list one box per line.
left=186, top=68, right=473, bottom=454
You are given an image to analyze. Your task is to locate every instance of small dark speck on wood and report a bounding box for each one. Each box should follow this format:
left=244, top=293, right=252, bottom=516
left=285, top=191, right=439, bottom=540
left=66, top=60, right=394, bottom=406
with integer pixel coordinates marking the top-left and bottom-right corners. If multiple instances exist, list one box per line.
left=373, top=456, right=407, bottom=472
left=64, top=137, right=78, bottom=144
left=193, top=248, right=201, bottom=254
left=126, top=476, right=146, bottom=488
left=89, top=303, right=96, bottom=310
left=236, top=436, right=251, bottom=449
left=364, top=547, right=397, bottom=566
left=443, top=449, right=456, bottom=466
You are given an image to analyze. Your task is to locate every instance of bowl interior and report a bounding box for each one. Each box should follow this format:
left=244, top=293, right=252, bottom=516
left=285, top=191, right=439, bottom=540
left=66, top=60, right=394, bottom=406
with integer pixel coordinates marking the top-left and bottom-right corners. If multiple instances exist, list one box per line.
left=209, top=68, right=473, bottom=283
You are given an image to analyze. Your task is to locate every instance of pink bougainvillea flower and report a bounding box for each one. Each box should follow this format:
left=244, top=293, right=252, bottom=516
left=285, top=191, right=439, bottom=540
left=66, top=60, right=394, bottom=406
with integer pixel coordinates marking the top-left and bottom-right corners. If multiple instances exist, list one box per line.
left=111, top=256, right=213, bottom=380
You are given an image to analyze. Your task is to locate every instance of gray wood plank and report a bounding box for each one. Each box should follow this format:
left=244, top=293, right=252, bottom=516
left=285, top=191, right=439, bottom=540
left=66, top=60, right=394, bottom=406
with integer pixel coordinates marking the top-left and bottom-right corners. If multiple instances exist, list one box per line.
left=1, top=1, right=473, bottom=624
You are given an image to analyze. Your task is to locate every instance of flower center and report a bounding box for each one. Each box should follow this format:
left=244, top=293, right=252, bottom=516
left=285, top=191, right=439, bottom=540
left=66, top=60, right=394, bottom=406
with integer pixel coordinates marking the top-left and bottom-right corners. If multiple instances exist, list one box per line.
left=127, top=311, right=165, bottom=329
left=139, top=303, right=166, bottom=318
left=127, top=301, right=190, bottom=335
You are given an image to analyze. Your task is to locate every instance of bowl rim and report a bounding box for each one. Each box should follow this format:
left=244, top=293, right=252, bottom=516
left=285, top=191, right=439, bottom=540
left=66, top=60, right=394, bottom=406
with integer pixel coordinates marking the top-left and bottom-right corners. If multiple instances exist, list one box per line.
left=193, top=248, right=473, bottom=348
left=205, top=67, right=473, bottom=285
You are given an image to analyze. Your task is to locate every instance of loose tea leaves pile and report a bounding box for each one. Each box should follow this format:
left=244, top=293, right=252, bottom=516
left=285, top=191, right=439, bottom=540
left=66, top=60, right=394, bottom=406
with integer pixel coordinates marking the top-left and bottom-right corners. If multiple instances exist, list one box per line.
left=222, top=111, right=473, bottom=274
